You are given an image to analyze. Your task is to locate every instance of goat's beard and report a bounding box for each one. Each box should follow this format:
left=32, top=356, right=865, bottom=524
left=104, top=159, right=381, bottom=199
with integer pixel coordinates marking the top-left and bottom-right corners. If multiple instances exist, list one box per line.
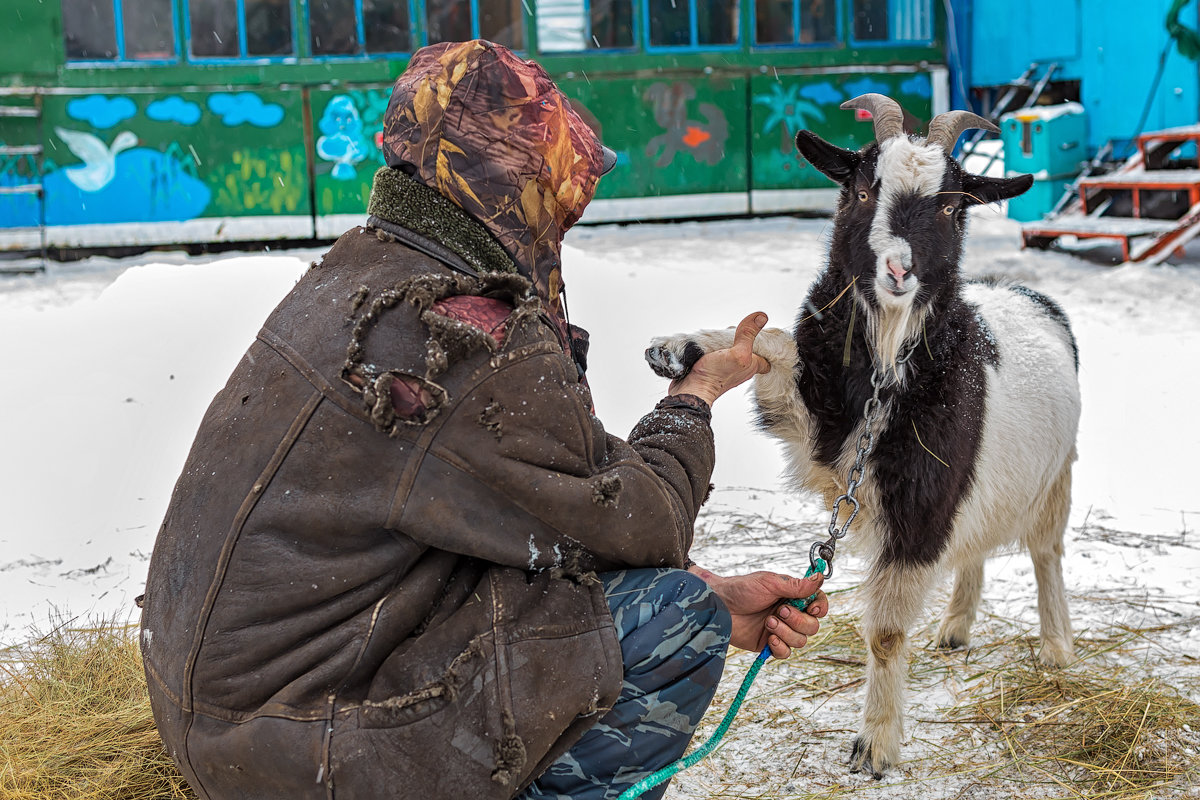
left=862, top=290, right=925, bottom=379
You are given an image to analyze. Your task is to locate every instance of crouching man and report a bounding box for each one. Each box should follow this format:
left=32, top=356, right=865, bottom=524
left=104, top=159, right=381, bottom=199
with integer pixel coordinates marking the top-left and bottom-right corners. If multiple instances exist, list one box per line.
left=140, top=40, right=827, bottom=800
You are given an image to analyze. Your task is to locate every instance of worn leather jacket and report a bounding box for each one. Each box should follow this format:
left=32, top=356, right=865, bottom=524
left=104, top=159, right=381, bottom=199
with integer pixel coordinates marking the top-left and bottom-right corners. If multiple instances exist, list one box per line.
left=141, top=167, right=716, bottom=799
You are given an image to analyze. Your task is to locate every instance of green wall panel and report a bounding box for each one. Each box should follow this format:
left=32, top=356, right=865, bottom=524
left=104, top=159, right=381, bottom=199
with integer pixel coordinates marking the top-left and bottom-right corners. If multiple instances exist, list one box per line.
left=558, top=75, right=748, bottom=199
left=2, top=0, right=60, bottom=77
left=36, top=89, right=310, bottom=227
left=750, top=70, right=936, bottom=192
left=310, top=86, right=392, bottom=217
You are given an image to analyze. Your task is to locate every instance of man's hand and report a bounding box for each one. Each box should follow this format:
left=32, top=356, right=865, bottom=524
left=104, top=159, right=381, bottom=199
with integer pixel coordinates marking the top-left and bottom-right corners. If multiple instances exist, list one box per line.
left=668, top=312, right=771, bottom=407
left=690, top=566, right=828, bottom=659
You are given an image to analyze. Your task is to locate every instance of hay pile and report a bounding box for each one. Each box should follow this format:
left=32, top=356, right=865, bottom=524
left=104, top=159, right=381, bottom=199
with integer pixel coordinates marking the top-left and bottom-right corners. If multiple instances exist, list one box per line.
left=675, top=598, right=1199, bottom=800
left=946, top=632, right=1200, bottom=798
left=0, top=618, right=193, bottom=800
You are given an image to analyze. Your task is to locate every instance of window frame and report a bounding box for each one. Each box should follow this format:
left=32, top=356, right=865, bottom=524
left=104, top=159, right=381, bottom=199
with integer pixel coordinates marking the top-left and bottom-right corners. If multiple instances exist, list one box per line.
left=62, top=0, right=182, bottom=66
left=847, top=0, right=935, bottom=48
left=183, top=0, right=301, bottom=64
left=420, top=0, right=527, bottom=51
left=641, top=0, right=742, bottom=53
left=306, top=0, right=419, bottom=59
left=749, top=0, right=842, bottom=50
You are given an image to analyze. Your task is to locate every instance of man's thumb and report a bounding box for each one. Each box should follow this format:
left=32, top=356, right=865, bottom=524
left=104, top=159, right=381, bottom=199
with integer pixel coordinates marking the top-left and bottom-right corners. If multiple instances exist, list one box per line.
left=788, top=571, right=823, bottom=597
left=733, top=312, right=768, bottom=347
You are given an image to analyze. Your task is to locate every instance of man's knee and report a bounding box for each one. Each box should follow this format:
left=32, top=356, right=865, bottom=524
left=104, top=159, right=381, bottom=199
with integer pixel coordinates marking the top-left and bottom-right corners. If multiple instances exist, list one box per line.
left=669, top=569, right=732, bottom=654
left=612, top=569, right=730, bottom=680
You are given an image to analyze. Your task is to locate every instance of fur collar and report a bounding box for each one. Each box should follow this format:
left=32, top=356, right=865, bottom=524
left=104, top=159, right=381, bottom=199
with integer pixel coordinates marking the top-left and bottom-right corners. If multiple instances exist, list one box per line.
left=366, top=167, right=518, bottom=278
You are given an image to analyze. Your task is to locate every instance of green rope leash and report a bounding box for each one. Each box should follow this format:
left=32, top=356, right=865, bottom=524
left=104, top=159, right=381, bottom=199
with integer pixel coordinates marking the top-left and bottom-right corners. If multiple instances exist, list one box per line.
left=615, top=558, right=827, bottom=800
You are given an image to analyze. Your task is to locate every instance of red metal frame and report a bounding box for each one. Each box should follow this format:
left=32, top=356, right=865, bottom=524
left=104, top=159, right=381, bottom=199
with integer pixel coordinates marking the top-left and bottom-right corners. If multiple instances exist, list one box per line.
left=1022, top=227, right=1132, bottom=261
left=1023, top=127, right=1200, bottom=263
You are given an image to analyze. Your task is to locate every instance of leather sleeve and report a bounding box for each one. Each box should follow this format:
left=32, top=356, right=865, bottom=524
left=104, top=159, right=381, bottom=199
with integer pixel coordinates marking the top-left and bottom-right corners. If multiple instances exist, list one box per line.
left=393, top=344, right=715, bottom=573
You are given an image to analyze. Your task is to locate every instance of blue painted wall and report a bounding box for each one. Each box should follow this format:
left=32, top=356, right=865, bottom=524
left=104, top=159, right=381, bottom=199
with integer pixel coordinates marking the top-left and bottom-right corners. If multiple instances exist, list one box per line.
left=963, top=0, right=1198, bottom=152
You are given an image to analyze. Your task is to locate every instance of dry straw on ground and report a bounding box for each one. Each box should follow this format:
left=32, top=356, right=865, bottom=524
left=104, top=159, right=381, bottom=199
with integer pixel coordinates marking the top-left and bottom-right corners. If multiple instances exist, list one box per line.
left=1, top=604, right=1196, bottom=799
left=0, top=617, right=193, bottom=800
left=944, top=627, right=1200, bottom=798
left=680, top=601, right=1200, bottom=800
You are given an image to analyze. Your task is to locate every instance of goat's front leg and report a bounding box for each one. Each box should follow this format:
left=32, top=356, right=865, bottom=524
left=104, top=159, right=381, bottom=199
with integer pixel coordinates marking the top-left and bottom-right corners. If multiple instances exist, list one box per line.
left=645, top=326, right=798, bottom=400
left=850, top=560, right=935, bottom=779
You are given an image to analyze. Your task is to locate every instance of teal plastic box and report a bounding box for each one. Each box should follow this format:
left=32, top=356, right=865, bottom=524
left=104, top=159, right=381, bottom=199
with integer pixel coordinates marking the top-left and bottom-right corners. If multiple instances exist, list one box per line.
left=1007, top=176, right=1073, bottom=222
left=1001, top=103, right=1088, bottom=177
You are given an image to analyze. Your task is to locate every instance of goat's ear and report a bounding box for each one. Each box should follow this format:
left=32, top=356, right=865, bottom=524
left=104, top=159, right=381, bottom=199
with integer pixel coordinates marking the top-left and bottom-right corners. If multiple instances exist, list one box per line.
left=961, top=172, right=1035, bottom=206
left=795, top=130, right=860, bottom=186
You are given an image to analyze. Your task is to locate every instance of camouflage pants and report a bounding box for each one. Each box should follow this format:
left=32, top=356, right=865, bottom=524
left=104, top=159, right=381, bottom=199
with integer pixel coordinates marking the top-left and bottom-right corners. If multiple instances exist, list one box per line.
left=517, top=568, right=731, bottom=800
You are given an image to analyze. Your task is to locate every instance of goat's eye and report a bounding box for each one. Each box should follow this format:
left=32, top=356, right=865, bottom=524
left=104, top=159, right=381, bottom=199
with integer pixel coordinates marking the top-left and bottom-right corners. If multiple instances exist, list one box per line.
left=942, top=205, right=955, bottom=216
left=857, top=190, right=870, bottom=202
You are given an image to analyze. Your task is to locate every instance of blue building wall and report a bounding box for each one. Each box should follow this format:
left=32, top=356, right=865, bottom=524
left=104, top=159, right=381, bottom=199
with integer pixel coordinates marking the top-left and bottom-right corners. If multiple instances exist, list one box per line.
left=960, top=0, right=1198, bottom=153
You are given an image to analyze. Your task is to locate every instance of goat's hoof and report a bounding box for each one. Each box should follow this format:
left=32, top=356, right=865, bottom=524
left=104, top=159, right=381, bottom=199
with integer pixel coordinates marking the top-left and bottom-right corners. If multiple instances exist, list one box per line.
left=936, top=634, right=968, bottom=652
left=1038, top=643, right=1073, bottom=669
left=848, top=736, right=890, bottom=779
left=644, top=339, right=705, bottom=380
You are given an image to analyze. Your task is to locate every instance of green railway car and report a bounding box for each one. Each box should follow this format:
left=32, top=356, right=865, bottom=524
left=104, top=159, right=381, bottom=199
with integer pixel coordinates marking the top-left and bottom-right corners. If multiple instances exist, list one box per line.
left=0, top=0, right=948, bottom=252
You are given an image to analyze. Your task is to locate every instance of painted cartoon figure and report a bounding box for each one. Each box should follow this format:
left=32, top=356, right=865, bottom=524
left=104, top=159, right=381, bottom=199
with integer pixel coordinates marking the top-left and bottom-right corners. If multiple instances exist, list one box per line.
left=643, top=82, right=729, bottom=167
left=316, top=96, right=368, bottom=180
left=55, top=127, right=138, bottom=192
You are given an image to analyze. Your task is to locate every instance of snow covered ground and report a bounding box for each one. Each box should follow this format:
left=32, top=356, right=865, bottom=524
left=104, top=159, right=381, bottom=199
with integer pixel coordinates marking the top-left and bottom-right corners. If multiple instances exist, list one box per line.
left=1, top=209, right=1198, bottom=796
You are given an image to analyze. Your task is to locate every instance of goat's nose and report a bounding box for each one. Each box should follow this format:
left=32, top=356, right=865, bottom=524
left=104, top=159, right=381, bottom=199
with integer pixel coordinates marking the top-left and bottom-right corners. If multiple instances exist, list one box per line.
left=886, top=258, right=909, bottom=283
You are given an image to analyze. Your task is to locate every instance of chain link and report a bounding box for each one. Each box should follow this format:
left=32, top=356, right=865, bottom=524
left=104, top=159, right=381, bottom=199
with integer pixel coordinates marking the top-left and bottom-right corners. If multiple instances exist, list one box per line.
left=808, top=346, right=914, bottom=579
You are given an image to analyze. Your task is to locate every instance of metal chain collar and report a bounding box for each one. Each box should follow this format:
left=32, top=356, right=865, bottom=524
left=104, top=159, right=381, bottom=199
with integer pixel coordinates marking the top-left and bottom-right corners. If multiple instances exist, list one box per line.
left=808, top=346, right=915, bottom=579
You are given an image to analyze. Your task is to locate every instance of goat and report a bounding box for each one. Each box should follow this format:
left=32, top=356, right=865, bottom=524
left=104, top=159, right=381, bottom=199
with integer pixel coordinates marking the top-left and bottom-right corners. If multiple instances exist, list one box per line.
left=645, top=94, right=1081, bottom=778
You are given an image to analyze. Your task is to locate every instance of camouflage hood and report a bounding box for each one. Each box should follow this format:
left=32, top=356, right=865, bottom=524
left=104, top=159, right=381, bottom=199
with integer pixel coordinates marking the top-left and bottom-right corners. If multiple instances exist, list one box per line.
left=382, top=39, right=607, bottom=320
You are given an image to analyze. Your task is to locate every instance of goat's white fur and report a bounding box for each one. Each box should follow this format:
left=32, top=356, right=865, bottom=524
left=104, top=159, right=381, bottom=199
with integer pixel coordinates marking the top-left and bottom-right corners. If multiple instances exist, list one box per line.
left=645, top=281, right=1080, bottom=772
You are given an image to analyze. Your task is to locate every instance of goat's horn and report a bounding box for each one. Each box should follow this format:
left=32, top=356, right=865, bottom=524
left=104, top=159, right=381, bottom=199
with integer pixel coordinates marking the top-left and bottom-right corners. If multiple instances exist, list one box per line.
left=840, top=94, right=906, bottom=142
left=926, top=111, right=999, bottom=153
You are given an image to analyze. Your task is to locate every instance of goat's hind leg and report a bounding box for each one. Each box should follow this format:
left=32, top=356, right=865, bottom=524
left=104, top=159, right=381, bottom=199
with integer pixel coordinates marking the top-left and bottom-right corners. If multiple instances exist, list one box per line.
left=1027, top=463, right=1075, bottom=667
left=851, top=561, right=935, bottom=779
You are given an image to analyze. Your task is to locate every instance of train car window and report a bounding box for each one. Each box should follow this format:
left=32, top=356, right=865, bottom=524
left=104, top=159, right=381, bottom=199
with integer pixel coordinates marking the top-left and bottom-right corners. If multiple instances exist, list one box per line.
left=426, top=0, right=474, bottom=43
left=244, top=0, right=295, bottom=55
left=696, top=0, right=737, bottom=44
left=537, top=0, right=633, bottom=51
left=189, top=0, right=239, bottom=56
left=189, top=0, right=295, bottom=58
left=648, top=0, right=738, bottom=48
left=63, top=0, right=178, bottom=61
left=124, top=0, right=177, bottom=58
left=308, top=0, right=413, bottom=56
left=592, top=0, right=635, bottom=48
left=755, top=0, right=793, bottom=44
left=852, top=0, right=931, bottom=42
left=648, top=0, right=690, bottom=46
left=363, top=0, right=413, bottom=52
left=311, top=0, right=360, bottom=54
left=754, top=0, right=836, bottom=45
left=63, top=0, right=118, bottom=60
left=479, top=0, right=525, bottom=49
left=425, top=0, right=523, bottom=50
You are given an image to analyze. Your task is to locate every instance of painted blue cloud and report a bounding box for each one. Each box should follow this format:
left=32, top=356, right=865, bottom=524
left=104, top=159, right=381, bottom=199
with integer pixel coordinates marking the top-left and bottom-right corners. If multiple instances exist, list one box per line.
left=901, top=75, right=933, bottom=99
left=843, top=78, right=891, bottom=99
left=67, top=95, right=137, bottom=129
left=207, top=92, right=285, bottom=128
left=800, top=82, right=843, bottom=105
left=147, top=96, right=202, bottom=126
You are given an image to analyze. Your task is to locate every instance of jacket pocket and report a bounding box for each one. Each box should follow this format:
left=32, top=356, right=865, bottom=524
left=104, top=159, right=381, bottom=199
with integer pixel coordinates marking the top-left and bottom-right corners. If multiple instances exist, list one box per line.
left=356, top=634, right=492, bottom=729
left=331, top=632, right=516, bottom=800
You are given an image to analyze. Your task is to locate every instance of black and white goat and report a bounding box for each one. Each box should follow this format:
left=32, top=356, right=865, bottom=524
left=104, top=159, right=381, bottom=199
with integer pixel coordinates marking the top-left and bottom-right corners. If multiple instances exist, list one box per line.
left=646, top=94, right=1081, bottom=778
